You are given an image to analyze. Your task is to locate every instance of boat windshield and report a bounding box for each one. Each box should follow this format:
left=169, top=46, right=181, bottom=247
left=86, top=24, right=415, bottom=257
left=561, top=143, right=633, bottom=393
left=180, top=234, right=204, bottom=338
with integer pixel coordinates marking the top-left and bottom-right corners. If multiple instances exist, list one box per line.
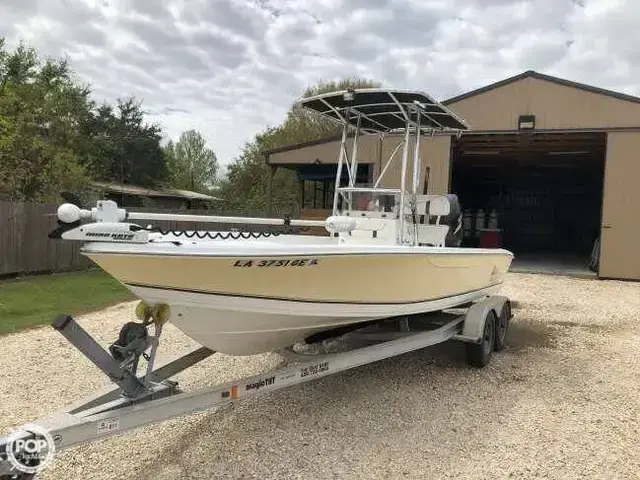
left=337, top=188, right=400, bottom=216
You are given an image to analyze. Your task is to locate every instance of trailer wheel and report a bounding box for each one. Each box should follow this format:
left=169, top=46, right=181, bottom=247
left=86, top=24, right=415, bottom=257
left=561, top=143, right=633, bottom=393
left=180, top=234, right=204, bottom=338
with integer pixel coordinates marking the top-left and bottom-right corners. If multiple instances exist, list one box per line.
left=494, top=301, right=510, bottom=352
left=466, top=310, right=496, bottom=368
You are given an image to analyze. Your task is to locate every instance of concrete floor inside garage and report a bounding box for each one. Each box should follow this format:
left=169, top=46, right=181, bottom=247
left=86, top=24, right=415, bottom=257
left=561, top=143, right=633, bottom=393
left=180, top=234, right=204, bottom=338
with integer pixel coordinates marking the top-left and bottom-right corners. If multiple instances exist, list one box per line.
left=509, top=253, right=596, bottom=278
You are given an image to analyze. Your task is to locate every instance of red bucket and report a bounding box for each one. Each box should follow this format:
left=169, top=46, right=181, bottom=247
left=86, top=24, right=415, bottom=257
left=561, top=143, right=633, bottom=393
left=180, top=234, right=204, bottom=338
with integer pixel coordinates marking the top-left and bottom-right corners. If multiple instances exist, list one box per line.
left=478, top=229, right=502, bottom=248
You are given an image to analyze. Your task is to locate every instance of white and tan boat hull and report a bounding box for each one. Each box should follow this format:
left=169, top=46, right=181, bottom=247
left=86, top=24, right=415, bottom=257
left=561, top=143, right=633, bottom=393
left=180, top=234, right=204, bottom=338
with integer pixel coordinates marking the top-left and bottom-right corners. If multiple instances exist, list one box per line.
left=82, top=242, right=513, bottom=355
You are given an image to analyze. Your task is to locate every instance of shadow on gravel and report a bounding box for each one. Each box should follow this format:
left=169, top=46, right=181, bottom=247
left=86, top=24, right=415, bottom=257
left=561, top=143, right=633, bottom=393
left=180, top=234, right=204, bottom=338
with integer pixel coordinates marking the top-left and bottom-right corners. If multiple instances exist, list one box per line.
left=506, top=319, right=557, bottom=351
left=546, top=320, right=618, bottom=334
left=399, top=318, right=557, bottom=366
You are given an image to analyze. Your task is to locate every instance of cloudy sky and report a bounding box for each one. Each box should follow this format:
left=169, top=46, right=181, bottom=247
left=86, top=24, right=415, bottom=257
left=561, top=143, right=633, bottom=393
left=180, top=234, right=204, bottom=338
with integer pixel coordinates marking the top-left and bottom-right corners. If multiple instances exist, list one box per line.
left=1, top=0, right=637, bottom=167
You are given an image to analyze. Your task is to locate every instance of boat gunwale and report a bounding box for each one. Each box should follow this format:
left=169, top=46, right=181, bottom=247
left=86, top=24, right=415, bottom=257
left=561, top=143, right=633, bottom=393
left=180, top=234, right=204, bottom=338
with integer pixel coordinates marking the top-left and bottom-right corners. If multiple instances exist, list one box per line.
left=81, top=245, right=515, bottom=258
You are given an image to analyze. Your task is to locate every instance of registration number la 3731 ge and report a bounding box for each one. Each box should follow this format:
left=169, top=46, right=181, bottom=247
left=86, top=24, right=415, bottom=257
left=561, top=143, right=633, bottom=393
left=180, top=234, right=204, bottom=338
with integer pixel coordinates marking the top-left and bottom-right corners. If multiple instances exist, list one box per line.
left=232, top=258, right=320, bottom=268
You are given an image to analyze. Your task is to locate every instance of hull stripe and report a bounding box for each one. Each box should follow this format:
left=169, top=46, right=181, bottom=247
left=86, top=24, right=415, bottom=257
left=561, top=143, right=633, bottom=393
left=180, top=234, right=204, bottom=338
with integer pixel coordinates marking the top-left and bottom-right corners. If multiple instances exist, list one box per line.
left=124, top=281, right=503, bottom=305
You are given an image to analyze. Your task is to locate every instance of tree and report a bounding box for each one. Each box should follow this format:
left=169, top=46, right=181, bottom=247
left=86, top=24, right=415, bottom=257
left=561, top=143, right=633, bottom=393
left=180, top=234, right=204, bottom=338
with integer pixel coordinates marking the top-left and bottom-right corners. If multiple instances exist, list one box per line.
left=79, top=97, right=168, bottom=188
left=167, top=129, right=218, bottom=193
left=217, top=127, right=299, bottom=214
left=271, top=77, right=384, bottom=146
left=0, top=38, right=92, bottom=201
left=215, top=77, right=382, bottom=214
left=0, top=36, right=169, bottom=202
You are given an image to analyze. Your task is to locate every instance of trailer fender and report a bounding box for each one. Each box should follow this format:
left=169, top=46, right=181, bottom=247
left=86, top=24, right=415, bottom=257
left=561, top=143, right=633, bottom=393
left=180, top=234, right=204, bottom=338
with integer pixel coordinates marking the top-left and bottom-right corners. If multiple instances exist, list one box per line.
left=454, top=295, right=510, bottom=344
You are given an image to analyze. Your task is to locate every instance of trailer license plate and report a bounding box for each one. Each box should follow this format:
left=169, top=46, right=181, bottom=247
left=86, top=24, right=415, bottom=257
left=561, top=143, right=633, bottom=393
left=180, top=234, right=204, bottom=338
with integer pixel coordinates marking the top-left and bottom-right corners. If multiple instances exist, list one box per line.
left=300, top=362, right=329, bottom=378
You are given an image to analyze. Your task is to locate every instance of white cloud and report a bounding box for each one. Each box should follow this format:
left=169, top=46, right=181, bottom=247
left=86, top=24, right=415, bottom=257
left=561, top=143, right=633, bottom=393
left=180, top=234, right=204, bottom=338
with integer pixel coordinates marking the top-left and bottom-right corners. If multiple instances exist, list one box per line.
left=1, top=0, right=638, bottom=166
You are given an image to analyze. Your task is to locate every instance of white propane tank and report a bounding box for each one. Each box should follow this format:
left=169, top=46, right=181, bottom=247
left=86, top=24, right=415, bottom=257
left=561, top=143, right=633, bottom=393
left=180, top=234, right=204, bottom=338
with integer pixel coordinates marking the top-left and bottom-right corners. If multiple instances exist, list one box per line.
left=488, top=209, right=498, bottom=229
left=475, top=209, right=485, bottom=231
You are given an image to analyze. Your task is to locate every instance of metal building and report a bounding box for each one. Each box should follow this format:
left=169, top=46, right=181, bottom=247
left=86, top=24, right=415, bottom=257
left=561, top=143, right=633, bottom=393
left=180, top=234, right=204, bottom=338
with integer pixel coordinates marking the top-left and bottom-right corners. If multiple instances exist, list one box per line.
left=264, top=71, right=640, bottom=280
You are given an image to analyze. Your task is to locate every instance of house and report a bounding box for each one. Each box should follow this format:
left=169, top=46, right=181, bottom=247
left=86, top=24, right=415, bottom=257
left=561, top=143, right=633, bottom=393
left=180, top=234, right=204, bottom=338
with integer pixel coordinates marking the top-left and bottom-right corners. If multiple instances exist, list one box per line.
left=90, top=181, right=221, bottom=210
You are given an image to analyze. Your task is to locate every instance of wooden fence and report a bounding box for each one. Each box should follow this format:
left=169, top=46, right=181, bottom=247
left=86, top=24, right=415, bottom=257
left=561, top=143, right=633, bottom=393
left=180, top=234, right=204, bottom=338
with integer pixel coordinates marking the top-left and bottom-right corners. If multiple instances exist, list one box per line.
left=0, top=201, right=298, bottom=278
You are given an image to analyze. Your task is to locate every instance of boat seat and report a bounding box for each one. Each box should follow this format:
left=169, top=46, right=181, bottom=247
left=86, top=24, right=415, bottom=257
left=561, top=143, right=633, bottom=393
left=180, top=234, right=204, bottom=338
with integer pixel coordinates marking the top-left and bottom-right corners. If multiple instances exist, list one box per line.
left=415, top=194, right=463, bottom=247
left=413, top=194, right=439, bottom=218
left=415, top=196, right=450, bottom=247
left=416, top=224, right=449, bottom=247
left=410, top=194, right=450, bottom=224
left=440, top=194, right=463, bottom=247
left=427, top=195, right=451, bottom=219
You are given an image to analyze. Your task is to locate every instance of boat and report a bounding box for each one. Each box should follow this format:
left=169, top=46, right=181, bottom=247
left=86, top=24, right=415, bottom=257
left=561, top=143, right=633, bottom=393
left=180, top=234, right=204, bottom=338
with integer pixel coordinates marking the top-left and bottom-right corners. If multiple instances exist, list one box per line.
left=49, top=88, right=514, bottom=356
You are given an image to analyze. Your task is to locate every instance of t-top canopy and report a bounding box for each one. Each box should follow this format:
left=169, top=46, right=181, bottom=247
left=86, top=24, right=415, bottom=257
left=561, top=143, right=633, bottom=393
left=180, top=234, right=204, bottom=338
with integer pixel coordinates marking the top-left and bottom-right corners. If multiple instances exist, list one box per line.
left=297, top=88, right=469, bottom=134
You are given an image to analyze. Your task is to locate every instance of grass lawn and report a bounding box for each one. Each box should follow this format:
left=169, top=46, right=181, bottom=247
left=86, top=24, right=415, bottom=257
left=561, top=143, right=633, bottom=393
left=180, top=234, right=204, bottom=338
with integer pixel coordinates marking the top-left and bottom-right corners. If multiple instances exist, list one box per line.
left=0, top=269, right=135, bottom=335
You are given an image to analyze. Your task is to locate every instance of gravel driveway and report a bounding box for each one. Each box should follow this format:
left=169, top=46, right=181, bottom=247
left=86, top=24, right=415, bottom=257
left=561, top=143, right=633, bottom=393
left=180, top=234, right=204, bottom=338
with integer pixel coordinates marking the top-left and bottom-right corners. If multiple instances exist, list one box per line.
left=1, top=272, right=639, bottom=479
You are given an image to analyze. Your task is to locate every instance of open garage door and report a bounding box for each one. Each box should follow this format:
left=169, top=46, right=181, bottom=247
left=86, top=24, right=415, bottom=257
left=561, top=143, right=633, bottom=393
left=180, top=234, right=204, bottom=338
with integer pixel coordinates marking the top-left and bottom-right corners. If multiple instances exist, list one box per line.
left=599, top=132, right=640, bottom=280
left=451, top=132, right=606, bottom=274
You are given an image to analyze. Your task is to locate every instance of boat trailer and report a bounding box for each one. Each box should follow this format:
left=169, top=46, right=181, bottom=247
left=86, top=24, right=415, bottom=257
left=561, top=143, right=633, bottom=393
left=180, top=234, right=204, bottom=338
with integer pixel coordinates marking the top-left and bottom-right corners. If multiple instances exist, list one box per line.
left=0, top=295, right=511, bottom=479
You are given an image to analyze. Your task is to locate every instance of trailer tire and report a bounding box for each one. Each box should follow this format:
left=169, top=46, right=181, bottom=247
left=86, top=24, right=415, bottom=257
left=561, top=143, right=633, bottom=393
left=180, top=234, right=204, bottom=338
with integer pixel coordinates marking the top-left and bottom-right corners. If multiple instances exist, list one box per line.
left=466, top=310, right=496, bottom=368
left=494, top=301, right=511, bottom=352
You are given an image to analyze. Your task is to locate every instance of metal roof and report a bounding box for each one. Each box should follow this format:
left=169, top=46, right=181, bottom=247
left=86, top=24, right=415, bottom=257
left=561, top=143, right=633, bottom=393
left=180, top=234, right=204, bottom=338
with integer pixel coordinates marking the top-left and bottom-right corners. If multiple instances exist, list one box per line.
left=90, top=182, right=221, bottom=201
left=443, top=70, right=640, bottom=106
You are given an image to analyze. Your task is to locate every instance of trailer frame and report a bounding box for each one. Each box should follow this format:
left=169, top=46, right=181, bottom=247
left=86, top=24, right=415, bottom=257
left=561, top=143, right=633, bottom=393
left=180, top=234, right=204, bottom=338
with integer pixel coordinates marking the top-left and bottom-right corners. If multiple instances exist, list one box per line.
left=0, top=295, right=511, bottom=479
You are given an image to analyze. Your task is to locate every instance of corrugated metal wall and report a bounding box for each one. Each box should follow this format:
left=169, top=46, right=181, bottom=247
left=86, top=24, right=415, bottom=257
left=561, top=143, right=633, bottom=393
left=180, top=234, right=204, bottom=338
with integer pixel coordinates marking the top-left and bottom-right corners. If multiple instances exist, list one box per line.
left=269, top=134, right=453, bottom=194
left=446, top=77, right=640, bottom=130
